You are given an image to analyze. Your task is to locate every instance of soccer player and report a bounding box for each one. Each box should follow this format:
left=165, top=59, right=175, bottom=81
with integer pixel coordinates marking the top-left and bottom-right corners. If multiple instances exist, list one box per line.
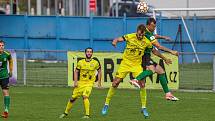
left=130, top=18, right=179, bottom=101
left=102, top=24, right=160, bottom=118
left=0, top=40, right=13, bottom=118
left=59, top=47, right=101, bottom=119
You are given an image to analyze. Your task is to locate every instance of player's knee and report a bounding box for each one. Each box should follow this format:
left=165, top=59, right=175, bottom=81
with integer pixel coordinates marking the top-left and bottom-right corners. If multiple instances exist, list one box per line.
left=82, top=96, right=88, bottom=100
left=112, top=82, right=119, bottom=88
left=146, top=65, right=155, bottom=73
left=2, top=89, right=9, bottom=96
left=112, top=78, right=120, bottom=88
left=69, top=98, right=76, bottom=103
left=155, top=65, right=165, bottom=74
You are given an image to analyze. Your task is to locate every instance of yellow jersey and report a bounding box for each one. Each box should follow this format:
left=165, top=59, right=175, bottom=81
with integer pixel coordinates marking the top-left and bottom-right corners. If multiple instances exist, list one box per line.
left=122, top=33, right=152, bottom=65
left=76, top=58, right=100, bottom=86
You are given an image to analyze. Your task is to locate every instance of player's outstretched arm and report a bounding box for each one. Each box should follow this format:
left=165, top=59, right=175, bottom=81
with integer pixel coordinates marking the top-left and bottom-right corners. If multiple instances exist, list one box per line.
left=155, top=34, right=172, bottom=42
left=97, top=68, right=102, bottom=88
left=112, top=37, right=124, bottom=47
left=74, top=69, right=79, bottom=87
left=152, top=49, right=172, bottom=65
left=152, top=41, right=179, bottom=56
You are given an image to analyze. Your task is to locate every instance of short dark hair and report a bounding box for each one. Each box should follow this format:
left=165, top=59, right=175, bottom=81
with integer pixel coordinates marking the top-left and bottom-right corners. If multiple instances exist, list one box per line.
left=0, top=40, right=5, bottom=44
left=146, top=18, right=156, bottom=25
left=85, top=47, right=93, bottom=53
left=137, top=24, right=146, bottom=33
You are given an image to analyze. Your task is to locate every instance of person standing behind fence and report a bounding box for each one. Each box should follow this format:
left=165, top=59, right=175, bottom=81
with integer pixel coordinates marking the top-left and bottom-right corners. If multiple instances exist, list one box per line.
left=0, top=40, right=13, bottom=118
left=59, top=47, right=102, bottom=119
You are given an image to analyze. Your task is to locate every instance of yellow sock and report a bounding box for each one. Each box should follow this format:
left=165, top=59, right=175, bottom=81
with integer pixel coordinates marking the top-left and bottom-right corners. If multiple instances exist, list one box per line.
left=83, top=98, right=90, bottom=116
left=105, top=86, right=116, bottom=105
left=65, top=100, right=73, bottom=114
left=140, top=88, right=147, bottom=108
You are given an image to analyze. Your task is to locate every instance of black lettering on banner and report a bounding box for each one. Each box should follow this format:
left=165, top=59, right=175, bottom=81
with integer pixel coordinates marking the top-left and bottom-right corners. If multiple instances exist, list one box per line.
left=104, top=58, right=114, bottom=82
left=117, top=59, right=122, bottom=64
left=93, top=57, right=101, bottom=82
left=129, top=73, right=134, bottom=80
left=169, top=72, right=177, bottom=82
left=72, top=59, right=74, bottom=81
left=156, top=59, right=168, bottom=84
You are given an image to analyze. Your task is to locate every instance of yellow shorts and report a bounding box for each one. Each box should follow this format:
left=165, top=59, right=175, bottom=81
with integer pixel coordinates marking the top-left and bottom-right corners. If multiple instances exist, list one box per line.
left=115, top=60, right=143, bottom=79
left=71, top=85, right=93, bottom=99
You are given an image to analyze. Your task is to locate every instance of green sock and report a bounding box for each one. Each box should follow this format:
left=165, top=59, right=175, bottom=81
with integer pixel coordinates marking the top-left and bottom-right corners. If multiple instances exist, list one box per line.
left=136, top=70, right=153, bottom=81
left=159, top=74, right=170, bottom=93
left=4, top=96, right=10, bottom=112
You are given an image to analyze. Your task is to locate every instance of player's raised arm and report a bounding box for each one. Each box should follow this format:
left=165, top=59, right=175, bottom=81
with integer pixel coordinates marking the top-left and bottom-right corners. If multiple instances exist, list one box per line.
left=155, top=34, right=172, bottom=42
left=112, top=37, right=124, bottom=47
left=152, top=49, right=172, bottom=65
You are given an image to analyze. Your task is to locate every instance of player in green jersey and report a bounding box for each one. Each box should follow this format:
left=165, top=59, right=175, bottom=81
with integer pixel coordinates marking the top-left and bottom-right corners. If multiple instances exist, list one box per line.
left=0, top=40, right=13, bottom=118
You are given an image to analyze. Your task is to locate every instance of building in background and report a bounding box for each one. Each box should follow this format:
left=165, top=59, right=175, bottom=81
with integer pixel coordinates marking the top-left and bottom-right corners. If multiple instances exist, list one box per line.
left=0, top=0, right=113, bottom=16
left=0, top=0, right=215, bottom=17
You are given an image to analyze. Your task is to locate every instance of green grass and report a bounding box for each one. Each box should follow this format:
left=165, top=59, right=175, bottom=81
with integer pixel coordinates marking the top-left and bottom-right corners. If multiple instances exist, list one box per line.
left=179, top=63, right=213, bottom=90
left=0, top=86, right=215, bottom=121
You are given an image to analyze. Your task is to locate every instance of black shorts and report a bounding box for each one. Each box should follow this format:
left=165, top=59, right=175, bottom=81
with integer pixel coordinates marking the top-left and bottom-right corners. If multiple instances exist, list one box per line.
left=0, top=78, right=9, bottom=89
left=142, top=54, right=157, bottom=69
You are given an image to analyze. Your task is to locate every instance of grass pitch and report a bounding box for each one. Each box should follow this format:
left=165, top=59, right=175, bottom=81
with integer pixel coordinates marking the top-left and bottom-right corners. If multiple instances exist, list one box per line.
left=0, top=86, right=215, bottom=121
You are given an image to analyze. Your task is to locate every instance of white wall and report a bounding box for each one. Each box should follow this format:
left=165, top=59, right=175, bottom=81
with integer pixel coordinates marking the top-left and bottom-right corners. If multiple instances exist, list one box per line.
left=145, top=0, right=215, bottom=16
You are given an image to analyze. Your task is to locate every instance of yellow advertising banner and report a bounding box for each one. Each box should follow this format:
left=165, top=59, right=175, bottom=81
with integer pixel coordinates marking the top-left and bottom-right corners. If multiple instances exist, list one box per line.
left=67, top=51, right=179, bottom=89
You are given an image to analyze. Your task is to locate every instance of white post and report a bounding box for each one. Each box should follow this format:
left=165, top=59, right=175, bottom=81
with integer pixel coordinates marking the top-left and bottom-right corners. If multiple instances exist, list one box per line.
left=36, top=0, right=41, bottom=15
left=47, top=8, right=50, bottom=15
left=28, top=0, right=31, bottom=14
left=31, top=7, right=35, bottom=15
left=101, top=0, right=104, bottom=16
left=69, top=0, right=73, bottom=16
left=23, top=52, right=27, bottom=86
left=152, top=9, right=157, bottom=35
left=181, top=16, right=200, bottom=63
left=115, top=0, right=118, bottom=17
left=213, top=55, right=215, bottom=91
left=61, top=8, right=65, bottom=16
left=47, top=0, right=50, bottom=15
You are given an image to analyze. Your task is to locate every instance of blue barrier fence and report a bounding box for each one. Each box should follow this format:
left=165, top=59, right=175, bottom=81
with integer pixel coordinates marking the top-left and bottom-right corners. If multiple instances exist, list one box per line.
left=0, top=15, right=215, bottom=63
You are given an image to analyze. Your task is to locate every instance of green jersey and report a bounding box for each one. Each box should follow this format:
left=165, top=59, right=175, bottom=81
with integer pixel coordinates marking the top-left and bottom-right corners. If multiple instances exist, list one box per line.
left=0, top=51, right=12, bottom=79
left=144, top=29, right=157, bottom=56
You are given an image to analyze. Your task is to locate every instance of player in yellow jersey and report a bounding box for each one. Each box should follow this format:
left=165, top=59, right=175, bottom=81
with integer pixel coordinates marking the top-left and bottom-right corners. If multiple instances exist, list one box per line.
left=130, top=18, right=179, bottom=101
left=101, top=24, right=154, bottom=117
left=59, top=47, right=101, bottom=119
